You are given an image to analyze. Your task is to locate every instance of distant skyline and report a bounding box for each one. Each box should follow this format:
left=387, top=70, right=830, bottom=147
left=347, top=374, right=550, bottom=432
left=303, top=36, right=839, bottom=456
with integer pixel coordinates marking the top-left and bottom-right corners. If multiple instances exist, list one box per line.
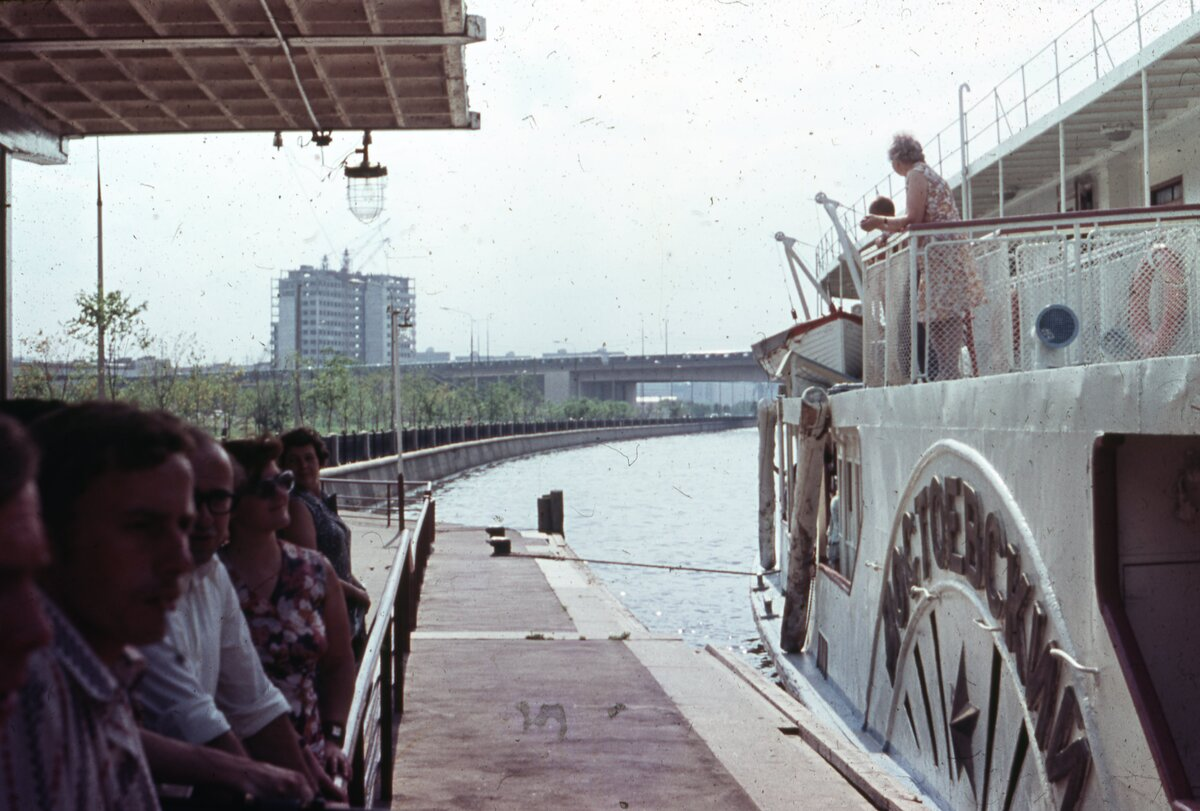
left=12, top=0, right=1102, bottom=364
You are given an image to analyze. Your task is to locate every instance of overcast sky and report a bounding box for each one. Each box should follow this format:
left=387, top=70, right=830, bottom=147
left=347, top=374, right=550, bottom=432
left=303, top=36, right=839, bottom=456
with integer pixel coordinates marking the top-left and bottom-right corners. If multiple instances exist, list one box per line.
left=12, top=0, right=1107, bottom=364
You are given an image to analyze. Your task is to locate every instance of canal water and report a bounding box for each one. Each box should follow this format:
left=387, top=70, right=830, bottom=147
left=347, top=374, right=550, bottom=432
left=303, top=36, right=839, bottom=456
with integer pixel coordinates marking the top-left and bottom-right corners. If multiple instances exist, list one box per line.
left=434, top=427, right=764, bottom=661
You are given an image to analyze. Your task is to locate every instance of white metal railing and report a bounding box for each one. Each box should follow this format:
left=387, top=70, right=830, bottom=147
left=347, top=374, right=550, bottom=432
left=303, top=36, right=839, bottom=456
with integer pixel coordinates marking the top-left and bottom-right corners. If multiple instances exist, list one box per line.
left=815, top=0, right=1199, bottom=279
left=860, top=206, right=1200, bottom=385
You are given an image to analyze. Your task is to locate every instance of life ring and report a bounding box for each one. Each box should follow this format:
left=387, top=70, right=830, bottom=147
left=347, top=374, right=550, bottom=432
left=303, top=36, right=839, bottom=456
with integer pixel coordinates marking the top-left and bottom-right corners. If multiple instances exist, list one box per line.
left=1129, top=244, right=1189, bottom=357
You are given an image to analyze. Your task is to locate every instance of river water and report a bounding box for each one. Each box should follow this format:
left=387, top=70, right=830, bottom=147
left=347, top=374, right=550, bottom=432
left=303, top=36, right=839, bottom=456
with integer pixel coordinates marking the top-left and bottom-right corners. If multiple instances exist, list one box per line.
left=433, top=427, right=764, bottom=660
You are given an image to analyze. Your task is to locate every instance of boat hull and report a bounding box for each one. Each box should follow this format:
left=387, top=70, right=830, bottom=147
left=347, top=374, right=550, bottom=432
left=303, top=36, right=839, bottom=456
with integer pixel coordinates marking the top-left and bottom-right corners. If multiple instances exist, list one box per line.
left=755, top=355, right=1200, bottom=810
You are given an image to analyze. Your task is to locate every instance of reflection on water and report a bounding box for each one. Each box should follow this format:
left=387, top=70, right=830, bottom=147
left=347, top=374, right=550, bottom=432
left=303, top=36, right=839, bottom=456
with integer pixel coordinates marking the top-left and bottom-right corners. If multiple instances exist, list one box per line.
left=434, top=428, right=762, bottom=658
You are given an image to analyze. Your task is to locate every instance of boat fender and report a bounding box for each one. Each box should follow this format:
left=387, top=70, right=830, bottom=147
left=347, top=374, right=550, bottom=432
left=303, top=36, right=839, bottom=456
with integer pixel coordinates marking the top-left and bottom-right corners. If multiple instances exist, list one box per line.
left=1128, top=244, right=1188, bottom=357
left=780, top=386, right=830, bottom=653
left=757, top=398, right=779, bottom=571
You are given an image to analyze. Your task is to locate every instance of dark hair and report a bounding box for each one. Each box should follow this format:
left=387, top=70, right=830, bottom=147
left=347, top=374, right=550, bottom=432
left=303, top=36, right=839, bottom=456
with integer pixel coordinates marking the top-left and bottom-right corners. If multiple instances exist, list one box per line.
left=0, top=398, right=67, bottom=427
left=887, top=132, right=925, bottom=165
left=223, top=437, right=282, bottom=494
left=31, top=402, right=191, bottom=552
left=868, top=196, right=896, bottom=216
left=0, top=414, right=37, bottom=505
left=183, top=424, right=221, bottom=454
left=279, top=426, right=329, bottom=466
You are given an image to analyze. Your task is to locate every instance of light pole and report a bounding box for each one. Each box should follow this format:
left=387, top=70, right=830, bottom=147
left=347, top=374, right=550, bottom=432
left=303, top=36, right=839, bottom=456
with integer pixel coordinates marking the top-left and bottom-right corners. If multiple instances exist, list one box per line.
left=439, top=305, right=478, bottom=390
left=95, top=139, right=106, bottom=400
left=389, top=305, right=413, bottom=479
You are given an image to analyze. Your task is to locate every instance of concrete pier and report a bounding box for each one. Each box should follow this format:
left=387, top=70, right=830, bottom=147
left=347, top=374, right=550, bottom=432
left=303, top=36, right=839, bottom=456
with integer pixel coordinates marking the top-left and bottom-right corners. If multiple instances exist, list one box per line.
left=342, top=512, right=884, bottom=810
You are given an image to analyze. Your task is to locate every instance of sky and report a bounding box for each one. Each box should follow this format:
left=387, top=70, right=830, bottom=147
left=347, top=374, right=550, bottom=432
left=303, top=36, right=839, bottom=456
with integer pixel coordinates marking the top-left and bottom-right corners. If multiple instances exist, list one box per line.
left=11, top=0, right=1109, bottom=364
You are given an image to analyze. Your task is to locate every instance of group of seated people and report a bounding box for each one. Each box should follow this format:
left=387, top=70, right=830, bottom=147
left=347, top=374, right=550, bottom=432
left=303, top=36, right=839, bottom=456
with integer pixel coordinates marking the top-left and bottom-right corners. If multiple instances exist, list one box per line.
left=0, top=401, right=369, bottom=809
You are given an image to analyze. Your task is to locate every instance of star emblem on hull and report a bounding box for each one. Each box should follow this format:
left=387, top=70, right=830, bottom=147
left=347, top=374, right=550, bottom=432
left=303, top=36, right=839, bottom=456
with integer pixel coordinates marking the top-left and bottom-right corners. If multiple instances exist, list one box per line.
left=950, top=644, right=980, bottom=797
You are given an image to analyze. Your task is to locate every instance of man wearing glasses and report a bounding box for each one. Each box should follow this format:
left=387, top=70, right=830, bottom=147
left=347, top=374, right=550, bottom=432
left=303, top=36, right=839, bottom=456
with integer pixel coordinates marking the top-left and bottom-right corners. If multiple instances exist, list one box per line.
left=137, top=428, right=328, bottom=802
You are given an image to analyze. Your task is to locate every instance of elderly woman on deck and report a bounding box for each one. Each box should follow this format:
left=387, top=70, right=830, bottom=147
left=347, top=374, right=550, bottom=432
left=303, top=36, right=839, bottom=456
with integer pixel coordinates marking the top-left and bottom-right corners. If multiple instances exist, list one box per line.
left=859, top=133, right=984, bottom=380
left=220, top=437, right=356, bottom=782
left=278, top=427, right=370, bottom=658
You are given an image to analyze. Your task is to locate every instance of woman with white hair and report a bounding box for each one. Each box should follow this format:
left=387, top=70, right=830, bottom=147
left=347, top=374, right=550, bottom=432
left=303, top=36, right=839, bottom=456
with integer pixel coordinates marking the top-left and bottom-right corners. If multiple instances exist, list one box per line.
left=859, top=133, right=984, bottom=380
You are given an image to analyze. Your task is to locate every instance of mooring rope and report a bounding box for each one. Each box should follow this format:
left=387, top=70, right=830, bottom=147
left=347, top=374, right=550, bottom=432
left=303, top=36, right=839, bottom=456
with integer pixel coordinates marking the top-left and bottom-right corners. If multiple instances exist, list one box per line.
left=502, top=551, right=767, bottom=578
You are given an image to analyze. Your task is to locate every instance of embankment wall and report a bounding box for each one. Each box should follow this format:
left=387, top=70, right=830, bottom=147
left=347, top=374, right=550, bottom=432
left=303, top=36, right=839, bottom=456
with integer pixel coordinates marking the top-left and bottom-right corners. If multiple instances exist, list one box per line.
left=322, top=417, right=751, bottom=499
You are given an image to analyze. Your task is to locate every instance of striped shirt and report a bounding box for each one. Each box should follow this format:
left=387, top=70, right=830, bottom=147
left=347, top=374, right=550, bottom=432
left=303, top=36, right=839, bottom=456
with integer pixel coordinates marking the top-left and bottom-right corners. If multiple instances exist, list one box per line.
left=0, top=595, right=159, bottom=811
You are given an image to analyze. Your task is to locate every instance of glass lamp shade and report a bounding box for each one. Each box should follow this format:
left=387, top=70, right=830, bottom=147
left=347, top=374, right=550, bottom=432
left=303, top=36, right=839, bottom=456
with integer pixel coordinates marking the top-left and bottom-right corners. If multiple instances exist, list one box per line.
left=346, top=172, right=387, bottom=224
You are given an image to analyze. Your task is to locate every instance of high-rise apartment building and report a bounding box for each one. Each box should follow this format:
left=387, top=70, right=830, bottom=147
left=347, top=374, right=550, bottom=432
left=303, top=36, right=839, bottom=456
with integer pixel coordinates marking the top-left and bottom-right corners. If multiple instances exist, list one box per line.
left=272, top=253, right=415, bottom=367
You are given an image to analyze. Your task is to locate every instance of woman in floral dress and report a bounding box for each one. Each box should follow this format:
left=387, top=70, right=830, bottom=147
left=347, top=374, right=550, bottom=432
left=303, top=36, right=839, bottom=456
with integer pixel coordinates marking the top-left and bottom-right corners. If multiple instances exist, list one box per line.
left=220, top=437, right=356, bottom=781
left=860, top=132, right=985, bottom=380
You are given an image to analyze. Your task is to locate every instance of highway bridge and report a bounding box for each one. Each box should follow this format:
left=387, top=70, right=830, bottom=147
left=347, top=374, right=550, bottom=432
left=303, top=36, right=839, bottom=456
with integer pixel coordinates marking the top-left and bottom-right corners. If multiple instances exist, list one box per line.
left=403, top=351, right=769, bottom=403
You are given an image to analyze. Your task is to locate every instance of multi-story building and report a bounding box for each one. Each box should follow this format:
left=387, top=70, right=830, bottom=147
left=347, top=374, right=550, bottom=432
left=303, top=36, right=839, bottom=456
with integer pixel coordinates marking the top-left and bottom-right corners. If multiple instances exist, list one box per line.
left=272, top=253, right=415, bottom=367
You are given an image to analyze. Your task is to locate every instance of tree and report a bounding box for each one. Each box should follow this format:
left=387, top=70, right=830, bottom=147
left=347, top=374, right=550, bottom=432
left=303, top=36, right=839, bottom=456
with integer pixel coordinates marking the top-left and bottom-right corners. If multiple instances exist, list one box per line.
left=243, top=368, right=291, bottom=435
left=310, top=351, right=353, bottom=433
left=65, top=289, right=151, bottom=399
left=126, top=333, right=202, bottom=412
left=14, top=330, right=91, bottom=401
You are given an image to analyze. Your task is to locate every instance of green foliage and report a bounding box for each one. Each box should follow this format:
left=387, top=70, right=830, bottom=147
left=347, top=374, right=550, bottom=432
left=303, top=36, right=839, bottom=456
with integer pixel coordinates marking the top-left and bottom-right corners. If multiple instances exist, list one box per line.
left=12, top=337, right=660, bottom=438
left=65, top=289, right=152, bottom=399
left=14, top=330, right=91, bottom=401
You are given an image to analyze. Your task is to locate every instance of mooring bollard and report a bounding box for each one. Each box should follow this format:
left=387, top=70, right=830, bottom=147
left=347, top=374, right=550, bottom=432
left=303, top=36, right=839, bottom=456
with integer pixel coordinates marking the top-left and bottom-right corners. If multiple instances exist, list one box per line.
left=486, top=525, right=510, bottom=556
left=549, top=490, right=564, bottom=535
left=537, top=495, right=552, bottom=533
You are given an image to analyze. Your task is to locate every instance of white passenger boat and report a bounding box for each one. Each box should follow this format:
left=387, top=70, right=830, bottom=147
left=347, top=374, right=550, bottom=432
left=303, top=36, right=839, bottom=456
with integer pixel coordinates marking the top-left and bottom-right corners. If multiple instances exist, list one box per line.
left=751, top=5, right=1200, bottom=809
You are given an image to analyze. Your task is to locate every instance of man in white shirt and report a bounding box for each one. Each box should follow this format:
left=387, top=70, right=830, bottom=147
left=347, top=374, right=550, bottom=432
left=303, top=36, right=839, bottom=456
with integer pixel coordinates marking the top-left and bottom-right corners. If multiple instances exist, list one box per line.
left=137, top=428, right=329, bottom=801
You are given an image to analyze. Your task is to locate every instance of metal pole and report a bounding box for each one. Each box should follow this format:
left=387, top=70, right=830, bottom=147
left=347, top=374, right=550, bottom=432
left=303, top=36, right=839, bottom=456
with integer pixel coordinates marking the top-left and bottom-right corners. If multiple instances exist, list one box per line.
left=910, top=244, right=919, bottom=382
left=95, top=140, right=106, bottom=400
left=293, top=282, right=303, bottom=424
left=998, top=158, right=1005, bottom=217
left=1141, top=69, right=1151, bottom=206
left=1054, top=38, right=1062, bottom=104
left=1059, top=122, right=1068, bottom=212
left=1021, top=65, right=1029, bottom=126
left=0, top=146, right=11, bottom=400
left=389, top=306, right=405, bottom=480
left=958, top=83, right=971, bottom=220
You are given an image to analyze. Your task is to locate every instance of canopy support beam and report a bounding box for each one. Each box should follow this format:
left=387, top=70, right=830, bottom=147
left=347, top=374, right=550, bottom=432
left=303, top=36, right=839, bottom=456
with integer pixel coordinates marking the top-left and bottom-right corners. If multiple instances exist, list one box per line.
left=0, top=23, right=488, bottom=53
left=1, top=147, right=12, bottom=399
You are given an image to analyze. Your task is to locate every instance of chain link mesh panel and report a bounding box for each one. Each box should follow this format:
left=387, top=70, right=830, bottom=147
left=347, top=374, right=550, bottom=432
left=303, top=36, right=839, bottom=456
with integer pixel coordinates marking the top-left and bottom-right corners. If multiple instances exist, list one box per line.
left=861, top=221, right=1200, bottom=385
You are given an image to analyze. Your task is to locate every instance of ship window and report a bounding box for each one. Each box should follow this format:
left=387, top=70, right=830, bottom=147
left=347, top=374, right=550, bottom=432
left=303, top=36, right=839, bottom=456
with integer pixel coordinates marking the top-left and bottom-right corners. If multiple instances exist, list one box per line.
left=1150, top=176, right=1183, bottom=207
left=824, top=429, right=862, bottom=586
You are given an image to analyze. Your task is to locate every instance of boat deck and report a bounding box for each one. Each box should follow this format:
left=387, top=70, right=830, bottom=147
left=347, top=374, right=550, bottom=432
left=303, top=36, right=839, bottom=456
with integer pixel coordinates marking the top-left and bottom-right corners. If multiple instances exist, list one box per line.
left=342, top=511, right=883, bottom=810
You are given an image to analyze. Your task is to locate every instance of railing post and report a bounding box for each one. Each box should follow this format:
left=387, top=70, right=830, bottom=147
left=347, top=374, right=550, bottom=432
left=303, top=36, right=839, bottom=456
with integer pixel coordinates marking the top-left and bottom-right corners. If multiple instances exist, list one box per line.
left=1021, top=64, right=1029, bottom=126
left=397, top=473, right=406, bottom=531
left=394, top=572, right=407, bottom=714
left=1054, top=37, right=1061, bottom=104
left=380, top=627, right=394, bottom=802
left=386, top=482, right=392, bottom=529
left=350, top=725, right=366, bottom=807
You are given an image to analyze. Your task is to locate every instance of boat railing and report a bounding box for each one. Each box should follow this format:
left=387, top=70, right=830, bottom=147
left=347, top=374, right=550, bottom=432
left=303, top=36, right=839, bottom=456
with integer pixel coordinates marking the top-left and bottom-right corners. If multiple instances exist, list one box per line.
left=814, top=0, right=1200, bottom=271
left=340, top=483, right=435, bottom=807
left=859, top=205, right=1200, bottom=385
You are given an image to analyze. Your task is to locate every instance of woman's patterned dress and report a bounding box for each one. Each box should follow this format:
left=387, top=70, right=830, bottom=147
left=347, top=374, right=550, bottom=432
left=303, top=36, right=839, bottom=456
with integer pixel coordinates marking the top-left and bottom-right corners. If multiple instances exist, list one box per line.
left=910, top=161, right=986, bottom=322
left=224, top=540, right=329, bottom=756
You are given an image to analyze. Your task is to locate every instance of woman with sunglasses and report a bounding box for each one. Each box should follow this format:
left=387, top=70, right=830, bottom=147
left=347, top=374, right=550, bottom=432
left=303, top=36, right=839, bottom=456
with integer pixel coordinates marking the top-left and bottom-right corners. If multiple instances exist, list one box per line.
left=219, top=437, right=355, bottom=783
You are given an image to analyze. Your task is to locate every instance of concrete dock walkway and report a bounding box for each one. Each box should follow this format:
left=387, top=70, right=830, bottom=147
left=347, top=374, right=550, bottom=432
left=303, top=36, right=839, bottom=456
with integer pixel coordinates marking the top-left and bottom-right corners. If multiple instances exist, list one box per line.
left=342, top=512, right=880, bottom=810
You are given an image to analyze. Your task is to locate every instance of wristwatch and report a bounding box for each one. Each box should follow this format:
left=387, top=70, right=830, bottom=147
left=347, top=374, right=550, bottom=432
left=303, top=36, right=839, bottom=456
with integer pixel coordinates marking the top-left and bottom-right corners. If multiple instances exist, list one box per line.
left=323, top=721, right=346, bottom=746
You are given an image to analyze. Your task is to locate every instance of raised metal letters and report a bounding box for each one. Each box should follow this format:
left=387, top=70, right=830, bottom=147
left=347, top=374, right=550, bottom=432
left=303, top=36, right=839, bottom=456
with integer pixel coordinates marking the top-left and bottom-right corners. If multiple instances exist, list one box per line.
left=881, top=473, right=1093, bottom=810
